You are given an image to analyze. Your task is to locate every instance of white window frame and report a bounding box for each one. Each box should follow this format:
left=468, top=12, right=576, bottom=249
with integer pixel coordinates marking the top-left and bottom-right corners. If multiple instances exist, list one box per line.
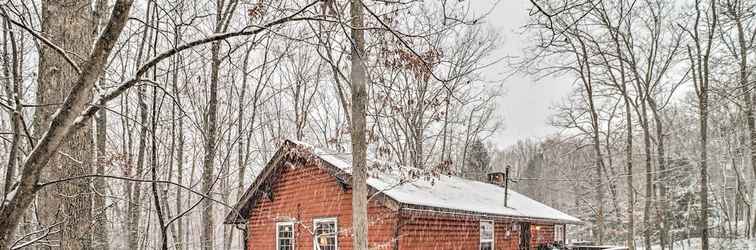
left=313, top=217, right=338, bottom=250
left=276, top=221, right=295, bottom=250
left=480, top=220, right=495, bottom=250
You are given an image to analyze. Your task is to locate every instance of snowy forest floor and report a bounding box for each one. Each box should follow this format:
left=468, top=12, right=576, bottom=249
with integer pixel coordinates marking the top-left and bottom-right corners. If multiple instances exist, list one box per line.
left=638, top=238, right=756, bottom=250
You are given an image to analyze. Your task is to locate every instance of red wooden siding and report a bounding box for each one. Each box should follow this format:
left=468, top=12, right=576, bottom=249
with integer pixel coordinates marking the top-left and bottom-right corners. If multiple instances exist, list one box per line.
left=496, top=221, right=521, bottom=250
left=397, top=211, right=522, bottom=250
left=246, top=160, right=397, bottom=249
left=530, top=224, right=555, bottom=248
left=397, top=213, right=478, bottom=249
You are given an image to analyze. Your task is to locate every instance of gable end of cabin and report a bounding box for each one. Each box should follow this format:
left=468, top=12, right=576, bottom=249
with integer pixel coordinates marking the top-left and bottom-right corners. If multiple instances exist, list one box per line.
left=245, top=154, right=400, bottom=249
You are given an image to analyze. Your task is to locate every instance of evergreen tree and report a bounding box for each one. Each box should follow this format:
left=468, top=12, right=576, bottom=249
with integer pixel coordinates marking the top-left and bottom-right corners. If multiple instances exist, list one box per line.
left=465, top=138, right=491, bottom=182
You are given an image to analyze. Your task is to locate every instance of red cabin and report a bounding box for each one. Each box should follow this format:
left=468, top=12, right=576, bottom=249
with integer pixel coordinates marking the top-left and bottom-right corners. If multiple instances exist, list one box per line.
left=225, top=140, right=581, bottom=249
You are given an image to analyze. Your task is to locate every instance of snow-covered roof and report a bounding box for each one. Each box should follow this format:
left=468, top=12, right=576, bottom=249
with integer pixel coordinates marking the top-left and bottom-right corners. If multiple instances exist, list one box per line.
left=291, top=139, right=582, bottom=225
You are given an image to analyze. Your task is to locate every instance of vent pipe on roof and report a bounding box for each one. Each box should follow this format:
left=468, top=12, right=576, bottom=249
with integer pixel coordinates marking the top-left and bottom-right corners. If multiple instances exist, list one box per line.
left=504, top=165, right=510, bottom=207
left=486, top=165, right=511, bottom=207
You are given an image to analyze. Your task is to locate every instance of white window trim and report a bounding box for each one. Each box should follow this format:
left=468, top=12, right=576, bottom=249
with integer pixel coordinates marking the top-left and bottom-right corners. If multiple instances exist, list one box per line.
left=313, top=217, right=338, bottom=250
left=276, top=221, right=295, bottom=250
left=480, top=220, right=495, bottom=250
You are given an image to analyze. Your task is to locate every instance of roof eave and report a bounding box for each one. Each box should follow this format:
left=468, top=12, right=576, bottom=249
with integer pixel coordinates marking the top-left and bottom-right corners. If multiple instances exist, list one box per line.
left=398, top=204, right=583, bottom=225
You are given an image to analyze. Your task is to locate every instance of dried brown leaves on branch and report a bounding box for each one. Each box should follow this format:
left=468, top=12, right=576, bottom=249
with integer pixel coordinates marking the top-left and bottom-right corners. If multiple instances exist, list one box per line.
left=283, top=142, right=322, bottom=168
left=380, top=47, right=441, bottom=82
left=247, top=0, right=267, bottom=19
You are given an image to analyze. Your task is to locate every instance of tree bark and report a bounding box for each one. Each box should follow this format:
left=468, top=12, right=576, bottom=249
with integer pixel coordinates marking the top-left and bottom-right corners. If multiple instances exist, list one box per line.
left=350, top=0, right=369, bottom=249
left=127, top=78, right=148, bottom=250
left=574, top=35, right=605, bottom=245
left=699, top=71, right=710, bottom=250
left=201, top=31, right=220, bottom=250
left=33, top=0, right=95, bottom=248
left=686, top=1, right=717, bottom=248
left=624, top=95, right=635, bottom=250
left=92, top=0, right=111, bottom=247
left=126, top=3, right=155, bottom=247
left=171, top=12, right=186, bottom=249
left=638, top=98, right=653, bottom=250
left=1, top=15, right=22, bottom=201
left=150, top=84, right=168, bottom=250
left=648, top=97, right=670, bottom=249
left=201, top=1, right=239, bottom=247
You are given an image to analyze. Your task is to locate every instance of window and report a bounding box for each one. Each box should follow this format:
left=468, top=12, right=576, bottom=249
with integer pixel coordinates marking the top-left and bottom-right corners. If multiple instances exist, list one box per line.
left=276, top=222, right=295, bottom=250
left=314, top=218, right=338, bottom=250
left=555, top=224, right=565, bottom=243
left=480, top=220, right=494, bottom=250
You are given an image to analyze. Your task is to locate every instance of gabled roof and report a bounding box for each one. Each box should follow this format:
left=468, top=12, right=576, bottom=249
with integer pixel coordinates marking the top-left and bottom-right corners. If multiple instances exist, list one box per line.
left=225, top=139, right=582, bottom=225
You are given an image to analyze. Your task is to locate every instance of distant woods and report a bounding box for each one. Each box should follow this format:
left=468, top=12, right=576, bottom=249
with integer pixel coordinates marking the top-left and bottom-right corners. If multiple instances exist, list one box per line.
left=519, top=0, right=756, bottom=249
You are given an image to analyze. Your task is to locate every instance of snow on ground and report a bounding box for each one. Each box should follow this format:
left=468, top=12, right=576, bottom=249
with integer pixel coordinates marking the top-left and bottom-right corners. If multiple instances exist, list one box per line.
left=640, top=238, right=756, bottom=250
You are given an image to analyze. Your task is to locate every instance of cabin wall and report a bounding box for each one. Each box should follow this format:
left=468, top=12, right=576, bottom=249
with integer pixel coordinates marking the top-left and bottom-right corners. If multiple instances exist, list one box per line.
left=396, top=211, right=523, bottom=250
left=396, top=212, right=479, bottom=249
left=529, top=224, right=555, bottom=247
left=497, top=221, right=522, bottom=250
left=246, top=161, right=398, bottom=249
left=396, top=210, right=559, bottom=250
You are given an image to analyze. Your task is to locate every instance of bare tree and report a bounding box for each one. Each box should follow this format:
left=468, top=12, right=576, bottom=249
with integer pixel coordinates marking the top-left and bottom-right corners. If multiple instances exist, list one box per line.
left=92, top=0, right=111, bottom=247
left=201, top=0, right=239, bottom=248
left=682, top=0, right=718, bottom=248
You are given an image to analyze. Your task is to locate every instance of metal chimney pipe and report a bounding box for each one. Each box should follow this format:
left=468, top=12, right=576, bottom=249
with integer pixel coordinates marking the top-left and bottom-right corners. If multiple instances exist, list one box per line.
left=504, top=165, right=510, bottom=207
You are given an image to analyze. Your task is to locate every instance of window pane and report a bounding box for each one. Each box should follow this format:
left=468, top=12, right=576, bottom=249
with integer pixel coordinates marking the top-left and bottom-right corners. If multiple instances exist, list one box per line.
left=279, top=225, right=293, bottom=237
left=278, top=224, right=294, bottom=250
left=480, top=242, right=492, bottom=250
left=280, top=231, right=292, bottom=238
left=480, top=221, right=494, bottom=240
left=315, top=220, right=337, bottom=250
left=279, top=238, right=292, bottom=250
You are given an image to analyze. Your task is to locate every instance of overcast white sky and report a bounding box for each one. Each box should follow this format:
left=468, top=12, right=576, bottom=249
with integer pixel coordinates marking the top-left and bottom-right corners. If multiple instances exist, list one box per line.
left=469, top=0, right=573, bottom=148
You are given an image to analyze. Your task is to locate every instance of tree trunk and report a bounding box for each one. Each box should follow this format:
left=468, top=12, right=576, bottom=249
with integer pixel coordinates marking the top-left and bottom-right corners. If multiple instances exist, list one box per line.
left=33, top=0, right=95, bottom=248
left=92, top=0, right=111, bottom=247
left=639, top=99, right=653, bottom=250
left=172, top=19, right=186, bottom=250
left=624, top=96, right=636, bottom=250
left=350, top=0, right=369, bottom=249
left=690, top=1, right=717, bottom=248
left=126, top=3, right=155, bottom=247
left=127, top=80, right=149, bottom=250
left=201, top=1, right=240, bottom=246
left=1, top=15, right=22, bottom=201
left=648, top=98, right=670, bottom=249
left=150, top=84, right=168, bottom=250
left=589, top=100, right=606, bottom=246
left=236, top=43, right=253, bottom=248
left=94, top=90, right=110, bottom=249
left=699, top=81, right=710, bottom=250
left=575, top=35, right=605, bottom=245
left=201, top=32, right=220, bottom=250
